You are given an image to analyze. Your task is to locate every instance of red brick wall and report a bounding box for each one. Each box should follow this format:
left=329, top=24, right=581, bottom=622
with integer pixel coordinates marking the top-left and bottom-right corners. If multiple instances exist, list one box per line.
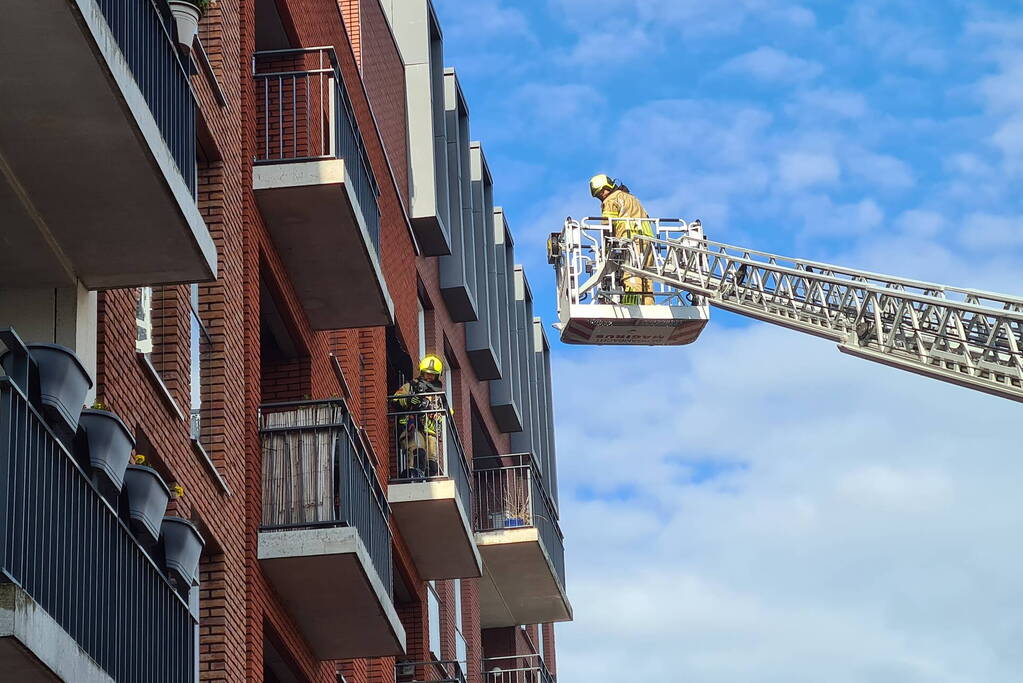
left=358, top=0, right=410, bottom=206
left=92, top=0, right=554, bottom=681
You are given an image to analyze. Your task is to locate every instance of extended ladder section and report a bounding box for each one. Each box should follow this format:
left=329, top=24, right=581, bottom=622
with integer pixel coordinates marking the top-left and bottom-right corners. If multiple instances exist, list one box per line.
left=551, top=217, right=1023, bottom=402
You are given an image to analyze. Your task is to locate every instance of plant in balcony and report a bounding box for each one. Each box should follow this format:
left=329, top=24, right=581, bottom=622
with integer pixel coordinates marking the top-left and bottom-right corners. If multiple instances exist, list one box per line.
left=78, top=403, right=135, bottom=499
left=502, top=479, right=531, bottom=528
left=1, top=342, right=92, bottom=437
left=122, top=455, right=171, bottom=548
left=160, top=488, right=205, bottom=590
left=167, top=0, right=211, bottom=51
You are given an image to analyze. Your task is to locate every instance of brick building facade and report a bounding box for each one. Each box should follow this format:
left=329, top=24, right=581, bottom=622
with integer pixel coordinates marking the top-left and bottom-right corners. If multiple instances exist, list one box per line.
left=0, top=0, right=569, bottom=681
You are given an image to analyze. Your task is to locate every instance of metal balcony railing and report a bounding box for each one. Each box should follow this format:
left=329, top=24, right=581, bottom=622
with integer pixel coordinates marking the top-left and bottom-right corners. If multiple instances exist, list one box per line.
left=0, top=337, right=195, bottom=682
left=387, top=390, right=472, bottom=509
left=253, top=47, right=381, bottom=252
left=473, top=454, right=566, bottom=590
left=260, top=399, right=392, bottom=597
left=395, top=659, right=467, bottom=683
left=96, top=0, right=197, bottom=196
left=483, top=655, right=554, bottom=683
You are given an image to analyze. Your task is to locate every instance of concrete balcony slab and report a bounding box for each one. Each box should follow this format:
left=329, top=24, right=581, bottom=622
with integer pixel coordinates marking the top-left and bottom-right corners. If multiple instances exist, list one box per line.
left=258, top=526, right=406, bottom=660
left=475, top=527, right=573, bottom=628
left=254, top=160, right=394, bottom=330
left=0, top=0, right=216, bottom=289
left=389, top=479, right=482, bottom=580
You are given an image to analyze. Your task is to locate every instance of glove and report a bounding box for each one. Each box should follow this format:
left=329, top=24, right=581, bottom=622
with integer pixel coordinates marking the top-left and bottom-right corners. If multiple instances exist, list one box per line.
left=409, top=395, right=423, bottom=408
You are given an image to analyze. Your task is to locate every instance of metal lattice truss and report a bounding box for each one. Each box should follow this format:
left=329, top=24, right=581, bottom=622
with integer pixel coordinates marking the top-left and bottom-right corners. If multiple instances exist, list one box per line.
left=572, top=217, right=1023, bottom=402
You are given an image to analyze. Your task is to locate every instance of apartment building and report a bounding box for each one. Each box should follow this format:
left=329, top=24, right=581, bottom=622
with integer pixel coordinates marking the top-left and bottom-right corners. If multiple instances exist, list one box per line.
left=0, top=0, right=570, bottom=681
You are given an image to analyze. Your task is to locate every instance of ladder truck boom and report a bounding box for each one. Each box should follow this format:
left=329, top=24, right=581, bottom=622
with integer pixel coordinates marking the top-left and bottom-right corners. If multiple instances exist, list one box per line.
left=549, top=217, right=1023, bottom=403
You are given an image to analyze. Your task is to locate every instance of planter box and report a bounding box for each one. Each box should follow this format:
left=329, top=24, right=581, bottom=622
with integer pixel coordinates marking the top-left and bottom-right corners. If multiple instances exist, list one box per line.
left=168, top=1, right=200, bottom=51
left=1, top=343, right=92, bottom=435
left=122, top=465, right=170, bottom=547
left=79, top=409, right=134, bottom=497
left=160, top=516, right=204, bottom=589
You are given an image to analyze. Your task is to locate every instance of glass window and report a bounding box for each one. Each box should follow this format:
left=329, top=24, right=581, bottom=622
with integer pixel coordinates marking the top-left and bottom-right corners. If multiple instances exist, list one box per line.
left=428, top=581, right=441, bottom=660
left=189, top=284, right=212, bottom=448
left=136, top=287, right=153, bottom=354
left=454, top=579, right=467, bottom=665
left=417, top=299, right=426, bottom=360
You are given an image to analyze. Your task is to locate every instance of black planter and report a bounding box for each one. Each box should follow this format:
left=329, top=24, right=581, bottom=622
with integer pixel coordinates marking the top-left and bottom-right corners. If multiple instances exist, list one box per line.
left=79, top=409, right=135, bottom=497
left=1, top=343, right=92, bottom=434
left=122, top=465, right=171, bottom=547
left=160, top=517, right=204, bottom=589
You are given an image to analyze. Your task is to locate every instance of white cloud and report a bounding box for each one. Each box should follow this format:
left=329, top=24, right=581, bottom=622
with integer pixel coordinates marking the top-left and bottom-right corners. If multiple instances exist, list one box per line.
left=962, top=212, right=1023, bottom=248
left=787, top=88, right=869, bottom=120
left=846, top=151, right=916, bottom=190
left=895, top=209, right=945, bottom=238
left=778, top=151, right=840, bottom=189
left=719, top=47, right=824, bottom=84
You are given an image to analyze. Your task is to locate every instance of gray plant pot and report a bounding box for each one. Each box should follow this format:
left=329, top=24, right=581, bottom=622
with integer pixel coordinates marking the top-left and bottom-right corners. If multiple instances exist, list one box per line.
left=160, top=517, right=204, bottom=589
left=79, top=409, right=135, bottom=496
left=122, top=465, right=170, bottom=547
left=1, top=343, right=93, bottom=434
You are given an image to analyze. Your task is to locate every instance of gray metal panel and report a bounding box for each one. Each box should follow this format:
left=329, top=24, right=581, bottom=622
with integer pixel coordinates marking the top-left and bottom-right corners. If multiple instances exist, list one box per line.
left=534, top=318, right=559, bottom=511
left=510, top=267, right=537, bottom=456
left=380, top=0, right=451, bottom=254
left=489, top=212, right=522, bottom=432
left=465, top=143, right=500, bottom=380
left=438, top=70, right=478, bottom=321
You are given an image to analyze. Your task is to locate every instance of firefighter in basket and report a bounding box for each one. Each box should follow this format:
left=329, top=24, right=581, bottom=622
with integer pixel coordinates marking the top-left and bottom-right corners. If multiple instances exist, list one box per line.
left=589, top=174, right=656, bottom=305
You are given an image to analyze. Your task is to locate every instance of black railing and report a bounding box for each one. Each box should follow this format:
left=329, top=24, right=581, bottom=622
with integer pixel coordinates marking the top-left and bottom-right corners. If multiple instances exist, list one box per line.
left=95, top=0, right=197, bottom=196
left=0, top=370, right=194, bottom=681
left=253, top=47, right=381, bottom=252
left=396, top=659, right=467, bottom=683
left=474, top=453, right=566, bottom=591
left=260, top=399, right=392, bottom=597
left=387, top=390, right=472, bottom=516
left=483, top=655, right=554, bottom=683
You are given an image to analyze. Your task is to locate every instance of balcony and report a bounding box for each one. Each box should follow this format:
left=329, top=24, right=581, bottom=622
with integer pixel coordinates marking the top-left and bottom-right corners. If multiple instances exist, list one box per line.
left=483, top=655, right=554, bottom=683
left=0, top=334, right=194, bottom=682
left=387, top=391, right=481, bottom=580
left=0, top=0, right=216, bottom=289
left=258, top=400, right=405, bottom=659
left=396, top=660, right=466, bottom=683
left=473, top=455, right=572, bottom=628
left=253, top=48, right=393, bottom=330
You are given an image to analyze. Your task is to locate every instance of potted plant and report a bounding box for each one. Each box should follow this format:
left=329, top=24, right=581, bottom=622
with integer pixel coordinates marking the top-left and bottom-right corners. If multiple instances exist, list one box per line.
left=78, top=401, right=134, bottom=498
left=167, top=0, right=210, bottom=51
left=502, top=479, right=531, bottom=528
left=1, top=343, right=92, bottom=435
left=160, top=512, right=205, bottom=590
left=122, top=455, right=171, bottom=547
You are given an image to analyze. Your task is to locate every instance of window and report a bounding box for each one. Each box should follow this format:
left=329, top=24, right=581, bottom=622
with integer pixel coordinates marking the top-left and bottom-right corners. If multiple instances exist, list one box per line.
left=136, top=286, right=154, bottom=354
left=453, top=579, right=467, bottom=665
left=427, top=581, right=441, bottom=660
left=189, top=284, right=213, bottom=450
left=417, top=299, right=426, bottom=360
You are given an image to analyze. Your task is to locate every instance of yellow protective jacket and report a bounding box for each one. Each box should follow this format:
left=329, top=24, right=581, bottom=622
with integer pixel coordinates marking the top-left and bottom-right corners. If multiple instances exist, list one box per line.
left=600, top=189, right=655, bottom=240
left=392, top=380, right=443, bottom=435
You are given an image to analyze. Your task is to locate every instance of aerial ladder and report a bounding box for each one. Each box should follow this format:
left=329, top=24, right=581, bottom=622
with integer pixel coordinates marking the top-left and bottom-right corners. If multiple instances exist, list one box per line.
left=547, top=217, right=1023, bottom=402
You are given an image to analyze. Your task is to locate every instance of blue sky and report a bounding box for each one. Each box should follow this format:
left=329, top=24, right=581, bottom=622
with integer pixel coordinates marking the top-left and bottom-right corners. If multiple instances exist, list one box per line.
left=432, top=2, right=1023, bottom=681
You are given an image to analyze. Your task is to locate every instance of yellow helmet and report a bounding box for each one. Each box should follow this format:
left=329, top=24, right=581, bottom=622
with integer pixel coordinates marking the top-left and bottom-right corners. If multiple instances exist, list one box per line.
left=418, top=354, right=444, bottom=375
left=589, top=173, right=617, bottom=198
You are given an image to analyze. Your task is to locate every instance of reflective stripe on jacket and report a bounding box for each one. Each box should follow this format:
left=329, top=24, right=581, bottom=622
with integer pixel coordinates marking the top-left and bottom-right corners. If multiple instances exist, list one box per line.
left=600, top=189, right=654, bottom=240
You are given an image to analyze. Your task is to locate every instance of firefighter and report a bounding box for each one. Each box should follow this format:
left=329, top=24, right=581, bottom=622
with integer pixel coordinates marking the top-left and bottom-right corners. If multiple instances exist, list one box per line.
left=391, top=354, right=445, bottom=478
left=589, top=174, right=656, bottom=305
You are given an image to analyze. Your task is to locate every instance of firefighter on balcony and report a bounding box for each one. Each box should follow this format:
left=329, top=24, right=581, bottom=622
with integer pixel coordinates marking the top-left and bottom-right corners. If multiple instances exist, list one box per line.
left=589, top=174, right=656, bottom=305
left=392, top=354, right=446, bottom=478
